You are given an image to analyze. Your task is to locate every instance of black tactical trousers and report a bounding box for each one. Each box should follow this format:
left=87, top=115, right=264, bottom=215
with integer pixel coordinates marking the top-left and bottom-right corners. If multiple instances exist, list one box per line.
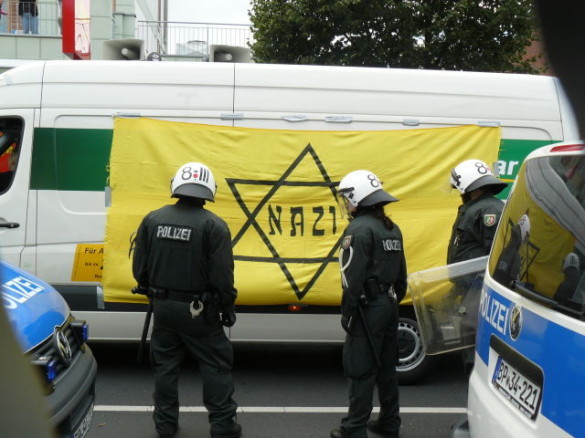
left=341, top=294, right=401, bottom=438
left=150, top=299, right=238, bottom=437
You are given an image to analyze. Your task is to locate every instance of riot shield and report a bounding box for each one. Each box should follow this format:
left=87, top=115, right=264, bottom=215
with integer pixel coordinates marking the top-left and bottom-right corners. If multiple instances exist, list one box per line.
left=409, top=256, right=488, bottom=355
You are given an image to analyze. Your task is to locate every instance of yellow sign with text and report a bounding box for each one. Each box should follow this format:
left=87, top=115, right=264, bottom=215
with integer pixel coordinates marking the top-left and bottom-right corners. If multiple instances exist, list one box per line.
left=103, top=119, right=500, bottom=304
left=71, top=244, right=104, bottom=282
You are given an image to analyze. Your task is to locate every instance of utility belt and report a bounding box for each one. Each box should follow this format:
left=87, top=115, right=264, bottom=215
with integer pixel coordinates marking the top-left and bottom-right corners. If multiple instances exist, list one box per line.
left=364, top=278, right=397, bottom=302
left=134, top=286, right=220, bottom=321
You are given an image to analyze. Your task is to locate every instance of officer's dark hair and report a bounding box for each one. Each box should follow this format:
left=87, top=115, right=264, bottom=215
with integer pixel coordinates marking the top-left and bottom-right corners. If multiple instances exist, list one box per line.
left=360, top=204, right=395, bottom=230
left=176, top=196, right=205, bottom=207
left=463, top=186, right=486, bottom=203
left=465, top=184, right=501, bottom=202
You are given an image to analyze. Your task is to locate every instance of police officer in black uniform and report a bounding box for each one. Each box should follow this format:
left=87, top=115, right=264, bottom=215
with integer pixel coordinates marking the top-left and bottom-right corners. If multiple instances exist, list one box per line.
left=447, top=159, right=507, bottom=373
left=447, top=159, right=507, bottom=264
left=132, top=162, right=241, bottom=438
left=331, top=170, right=407, bottom=438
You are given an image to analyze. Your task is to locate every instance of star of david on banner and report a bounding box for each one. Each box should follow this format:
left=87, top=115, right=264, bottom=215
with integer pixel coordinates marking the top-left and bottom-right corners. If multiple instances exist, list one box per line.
left=227, top=144, right=342, bottom=300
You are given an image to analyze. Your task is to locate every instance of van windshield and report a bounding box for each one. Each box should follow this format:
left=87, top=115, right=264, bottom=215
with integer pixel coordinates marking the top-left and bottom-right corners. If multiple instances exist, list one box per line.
left=489, top=153, right=585, bottom=319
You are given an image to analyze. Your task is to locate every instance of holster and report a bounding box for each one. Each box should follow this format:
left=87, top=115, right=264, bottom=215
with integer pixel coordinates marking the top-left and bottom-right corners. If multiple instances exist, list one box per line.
left=199, top=292, right=221, bottom=324
left=364, top=278, right=396, bottom=302
left=364, top=278, right=379, bottom=302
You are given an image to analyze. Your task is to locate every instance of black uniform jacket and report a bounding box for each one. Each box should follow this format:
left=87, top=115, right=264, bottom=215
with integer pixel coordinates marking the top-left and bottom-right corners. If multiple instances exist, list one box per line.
left=132, top=199, right=237, bottom=312
left=447, top=193, right=504, bottom=264
left=340, top=211, right=407, bottom=318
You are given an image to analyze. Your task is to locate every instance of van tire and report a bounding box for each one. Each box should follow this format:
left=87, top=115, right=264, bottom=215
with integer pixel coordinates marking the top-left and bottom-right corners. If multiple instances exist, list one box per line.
left=396, top=316, right=438, bottom=385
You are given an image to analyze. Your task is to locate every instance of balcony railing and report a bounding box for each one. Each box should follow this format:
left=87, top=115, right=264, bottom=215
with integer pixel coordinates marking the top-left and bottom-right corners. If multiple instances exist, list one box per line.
left=136, top=21, right=253, bottom=58
left=0, top=0, right=61, bottom=36
left=0, top=2, right=254, bottom=61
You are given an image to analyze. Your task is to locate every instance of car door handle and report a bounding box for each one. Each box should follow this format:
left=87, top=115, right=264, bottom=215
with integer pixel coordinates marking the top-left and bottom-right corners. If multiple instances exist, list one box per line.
left=0, top=222, right=20, bottom=229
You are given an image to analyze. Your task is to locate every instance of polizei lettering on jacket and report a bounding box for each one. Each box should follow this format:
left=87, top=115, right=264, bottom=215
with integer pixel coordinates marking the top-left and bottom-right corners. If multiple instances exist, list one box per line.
left=382, top=239, right=402, bottom=251
left=479, top=289, right=509, bottom=335
left=156, top=225, right=193, bottom=242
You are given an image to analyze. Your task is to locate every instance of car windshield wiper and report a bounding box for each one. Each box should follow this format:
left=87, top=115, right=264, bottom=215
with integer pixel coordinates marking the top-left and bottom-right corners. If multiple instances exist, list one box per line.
left=511, top=281, right=585, bottom=318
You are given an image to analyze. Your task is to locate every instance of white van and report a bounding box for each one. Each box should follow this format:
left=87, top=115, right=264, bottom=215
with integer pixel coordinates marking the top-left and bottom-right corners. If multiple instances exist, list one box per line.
left=0, top=60, right=578, bottom=383
left=451, top=142, right=585, bottom=437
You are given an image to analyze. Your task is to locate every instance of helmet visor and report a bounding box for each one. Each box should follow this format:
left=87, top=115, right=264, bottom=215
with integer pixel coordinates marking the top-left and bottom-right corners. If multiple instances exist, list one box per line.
left=442, top=171, right=458, bottom=194
left=335, top=191, right=352, bottom=220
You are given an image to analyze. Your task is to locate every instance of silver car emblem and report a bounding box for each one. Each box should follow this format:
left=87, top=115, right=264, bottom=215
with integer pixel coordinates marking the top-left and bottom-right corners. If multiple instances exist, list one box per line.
left=509, top=305, right=522, bottom=341
left=54, top=329, right=73, bottom=365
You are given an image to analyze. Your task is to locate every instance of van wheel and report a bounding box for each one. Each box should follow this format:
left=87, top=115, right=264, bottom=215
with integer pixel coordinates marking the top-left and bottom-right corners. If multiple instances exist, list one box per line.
left=396, top=316, right=437, bottom=385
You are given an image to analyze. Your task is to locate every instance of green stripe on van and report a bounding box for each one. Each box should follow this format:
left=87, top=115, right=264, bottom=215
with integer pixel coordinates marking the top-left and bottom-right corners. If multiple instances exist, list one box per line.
left=498, top=139, right=556, bottom=180
left=29, top=127, right=557, bottom=192
left=30, top=128, right=112, bottom=191
left=497, top=138, right=558, bottom=198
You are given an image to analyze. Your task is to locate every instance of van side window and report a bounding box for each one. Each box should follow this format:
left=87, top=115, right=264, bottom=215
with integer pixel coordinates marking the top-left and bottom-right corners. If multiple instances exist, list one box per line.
left=0, top=118, right=23, bottom=194
left=489, top=155, right=585, bottom=319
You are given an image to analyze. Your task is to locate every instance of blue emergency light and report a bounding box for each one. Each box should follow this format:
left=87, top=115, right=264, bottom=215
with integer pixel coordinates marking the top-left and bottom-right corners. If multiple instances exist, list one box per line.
left=32, top=356, right=58, bottom=383
left=71, top=320, right=89, bottom=343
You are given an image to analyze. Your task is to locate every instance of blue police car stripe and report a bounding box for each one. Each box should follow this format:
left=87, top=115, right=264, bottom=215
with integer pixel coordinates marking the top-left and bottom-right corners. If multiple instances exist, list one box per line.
left=1, top=262, right=69, bottom=352
left=476, top=285, right=585, bottom=437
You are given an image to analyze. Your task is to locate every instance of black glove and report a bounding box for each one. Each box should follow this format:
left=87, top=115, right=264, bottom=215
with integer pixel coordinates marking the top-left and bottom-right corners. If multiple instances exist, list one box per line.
left=341, top=315, right=353, bottom=334
left=131, top=285, right=148, bottom=296
left=221, top=311, right=237, bottom=327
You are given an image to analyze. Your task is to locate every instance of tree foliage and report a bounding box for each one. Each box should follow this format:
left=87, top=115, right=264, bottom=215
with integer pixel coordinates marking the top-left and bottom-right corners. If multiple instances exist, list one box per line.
left=249, top=0, right=541, bottom=73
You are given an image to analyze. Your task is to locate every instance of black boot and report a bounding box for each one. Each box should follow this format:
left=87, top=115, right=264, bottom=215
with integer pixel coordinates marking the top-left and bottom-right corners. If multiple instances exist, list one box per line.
left=213, top=422, right=242, bottom=438
left=367, top=420, right=399, bottom=438
left=330, top=428, right=346, bottom=438
left=157, top=424, right=178, bottom=438
left=227, top=423, right=242, bottom=438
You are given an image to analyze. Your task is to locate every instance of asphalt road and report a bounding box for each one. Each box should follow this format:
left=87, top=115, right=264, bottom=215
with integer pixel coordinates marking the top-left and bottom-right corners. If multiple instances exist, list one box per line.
left=87, top=342, right=468, bottom=438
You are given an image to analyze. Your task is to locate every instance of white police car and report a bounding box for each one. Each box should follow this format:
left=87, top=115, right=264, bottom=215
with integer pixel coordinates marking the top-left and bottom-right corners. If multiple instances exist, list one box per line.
left=1, top=260, right=97, bottom=438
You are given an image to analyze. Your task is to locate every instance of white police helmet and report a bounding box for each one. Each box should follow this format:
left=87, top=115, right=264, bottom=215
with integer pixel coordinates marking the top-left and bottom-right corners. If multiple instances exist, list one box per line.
left=563, top=252, right=580, bottom=271
left=338, top=170, right=398, bottom=208
left=171, top=162, right=216, bottom=202
left=450, top=159, right=507, bottom=195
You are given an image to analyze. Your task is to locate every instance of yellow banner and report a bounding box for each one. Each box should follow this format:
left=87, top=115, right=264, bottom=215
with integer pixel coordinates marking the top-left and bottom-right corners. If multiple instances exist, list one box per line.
left=103, top=118, right=500, bottom=304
